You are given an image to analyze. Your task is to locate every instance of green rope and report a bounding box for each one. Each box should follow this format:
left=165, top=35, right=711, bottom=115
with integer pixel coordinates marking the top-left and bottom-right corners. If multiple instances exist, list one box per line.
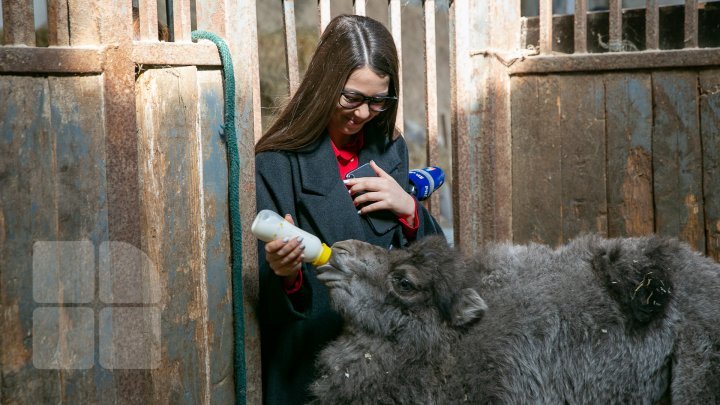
left=191, top=30, right=246, bottom=405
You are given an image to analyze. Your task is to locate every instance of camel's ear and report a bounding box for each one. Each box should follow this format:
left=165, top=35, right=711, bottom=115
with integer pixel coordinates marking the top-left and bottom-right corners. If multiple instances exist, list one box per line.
left=450, top=288, right=487, bottom=327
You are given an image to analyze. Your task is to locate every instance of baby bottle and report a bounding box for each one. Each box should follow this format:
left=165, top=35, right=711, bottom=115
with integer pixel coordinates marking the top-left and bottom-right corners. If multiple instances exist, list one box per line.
left=251, top=210, right=332, bottom=266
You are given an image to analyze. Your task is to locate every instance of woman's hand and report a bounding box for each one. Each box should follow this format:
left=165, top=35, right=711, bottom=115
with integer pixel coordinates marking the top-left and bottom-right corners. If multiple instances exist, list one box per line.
left=344, top=160, right=416, bottom=226
left=264, top=214, right=303, bottom=283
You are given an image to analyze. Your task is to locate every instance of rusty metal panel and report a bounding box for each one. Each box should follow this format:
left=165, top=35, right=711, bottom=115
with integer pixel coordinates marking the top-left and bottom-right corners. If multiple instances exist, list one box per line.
left=509, top=49, right=720, bottom=76
left=573, top=0, right=587, bottom=53
left=700, top=69, right=720, bottom=261
left=47, top=0, right=70, bottom=46
left=423, top=0, right=440, bottom=218
left=283, top=0, right=300, bottom=95
left=136, top=66, right=209, bottom=403
left=67, top=0, right=100, bottom=45
left=0, top=48, right=104, bottom=73
left=652, top=71, right=705, bottom=252
left=450, top=0, right=480, bottom=251
left=609, top=0, right=622, bottom=52
left=605, top=73, right=654, bottom=237
left=2, top=0, right=35, bottom=45
left=511, top=75, right=563, bottom=246
left=197, top=70, right=236, bottom=403
left=574, top=0, right=587, bottom=53
left=99, top=11, right=153, bottom=404
left=646, top=0, right=659, bottom=50
left=685, top=0, right=698, bottom=48
left=462, top=0, right=520, bottom=244
left=558, top=75, right=607, bottom=239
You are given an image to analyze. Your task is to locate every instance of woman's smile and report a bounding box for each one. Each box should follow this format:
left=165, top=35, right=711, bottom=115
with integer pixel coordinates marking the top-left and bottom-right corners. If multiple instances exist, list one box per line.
left=327, top=66, right=390, bottom=146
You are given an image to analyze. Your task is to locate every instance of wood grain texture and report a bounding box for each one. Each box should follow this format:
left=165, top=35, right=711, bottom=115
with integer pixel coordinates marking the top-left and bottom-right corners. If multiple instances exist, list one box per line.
left=51, top=74, right=112, bottom=402
left=558, top=74, right=607, bottom=239
left=0, top=76, right=59, bottom=403
left=511, top=75, right=563, bottom=246
left=605, top=73, right=654, bottom=237
left=198, top=70, right=236, bottom=403
left=652, top=71, right=705, bottom=252
left=136, top=67, right=208, bottom=403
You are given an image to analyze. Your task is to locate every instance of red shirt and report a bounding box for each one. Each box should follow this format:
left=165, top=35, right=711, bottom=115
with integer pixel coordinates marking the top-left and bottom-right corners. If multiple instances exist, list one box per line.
left=284, top=133, right=418, bottom=294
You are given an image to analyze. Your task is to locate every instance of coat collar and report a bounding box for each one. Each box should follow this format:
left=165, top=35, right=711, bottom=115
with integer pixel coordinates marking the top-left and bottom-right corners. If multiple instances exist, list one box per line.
left=297, top=132, right=401, bottom=196
left=295, top=132, right=402, bottom=244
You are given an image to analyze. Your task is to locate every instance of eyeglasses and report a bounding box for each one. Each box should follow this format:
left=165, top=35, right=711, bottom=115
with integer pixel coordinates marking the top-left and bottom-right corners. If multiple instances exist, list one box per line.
left=339, top=90, right=397, bottom=112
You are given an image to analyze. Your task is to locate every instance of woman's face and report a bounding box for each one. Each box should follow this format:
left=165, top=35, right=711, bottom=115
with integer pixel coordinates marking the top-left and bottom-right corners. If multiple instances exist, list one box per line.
left=327, top=66, right=391, bottom=142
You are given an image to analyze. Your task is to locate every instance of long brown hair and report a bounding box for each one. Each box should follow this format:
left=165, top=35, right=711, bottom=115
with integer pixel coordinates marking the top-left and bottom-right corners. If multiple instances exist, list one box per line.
left=255, top=14, right=400, bottom=154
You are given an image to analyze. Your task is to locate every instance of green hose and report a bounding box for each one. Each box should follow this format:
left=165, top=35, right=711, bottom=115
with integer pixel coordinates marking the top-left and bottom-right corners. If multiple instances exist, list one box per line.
left=191, top=30, right=246, bottom=405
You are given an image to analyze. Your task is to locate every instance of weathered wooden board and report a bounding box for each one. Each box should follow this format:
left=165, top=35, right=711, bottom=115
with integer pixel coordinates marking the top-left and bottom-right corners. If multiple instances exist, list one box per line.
left=136, top=66, right=209, bottom=403
left=652, top=71, right=705, bottom=252
left=1, top=76, right=58, bottom=403
left=511, top=75, right=563, bottom=246
left=700, top=70, right=720, bottom=262
left=198, top=69, right=236, bottom=403
left=605, top=73, right=654, bottom=237
left=558, top=74, right=607, bottom=239
left=48, top=74, right=111, bottom=402
left=0, top=74, right=114, bottom=402
left=477, top=61, right=513, bottom=243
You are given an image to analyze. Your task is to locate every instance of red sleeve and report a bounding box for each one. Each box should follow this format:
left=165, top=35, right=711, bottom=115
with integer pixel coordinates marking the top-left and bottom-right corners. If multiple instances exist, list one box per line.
left=398, top=199, right=420, bottom=241
left=282, top=269, right=303, bottom=295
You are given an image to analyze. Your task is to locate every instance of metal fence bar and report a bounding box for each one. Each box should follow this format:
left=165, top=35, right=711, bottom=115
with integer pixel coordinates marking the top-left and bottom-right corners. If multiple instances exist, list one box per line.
left=539, top=0, right=552, bottom=54
left=684, top=0, right=698, bottom=48
left=388, top=0, right=403, bottom=134
left=424, top=0, right=441, bottom=218
left=47, top=0, right=70, bottom=46
left=354, top=0, right=367, bottom=16
left=574, top=0, right=587, bottom=53
left=283, top=0, right=300, bottom=96
left=318, top=0, right=331, bottom=35
left=68, top=0, right=101, bottom=46
left=173, top=0, right=192, bottom=42
left=2, top=0, right=36, bottom=46
left=138, top=0, right=159, bottom=41
left=646, top=0, right=659, bottom=50
left=196, top=0, right=226, bottom=36
left=609, top=0, right=622, bottom=51
left=449, top=0, right=475, bottom=251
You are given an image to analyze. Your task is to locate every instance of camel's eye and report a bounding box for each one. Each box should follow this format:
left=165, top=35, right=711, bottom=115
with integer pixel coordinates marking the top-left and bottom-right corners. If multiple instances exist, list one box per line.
left=393, top=276, right=416, bottom=294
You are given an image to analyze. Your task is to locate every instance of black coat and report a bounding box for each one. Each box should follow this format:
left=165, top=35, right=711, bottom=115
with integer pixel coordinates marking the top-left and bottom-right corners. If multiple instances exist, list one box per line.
left=255, top=132, right=444, bottom=404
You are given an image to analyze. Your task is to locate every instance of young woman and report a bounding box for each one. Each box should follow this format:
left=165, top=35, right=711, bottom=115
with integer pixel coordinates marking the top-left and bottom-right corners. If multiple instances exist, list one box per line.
left=255, top=14, right=445, bottom=404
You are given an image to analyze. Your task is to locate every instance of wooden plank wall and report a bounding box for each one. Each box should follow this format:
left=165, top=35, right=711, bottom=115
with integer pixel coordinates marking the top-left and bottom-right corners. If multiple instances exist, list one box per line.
left=511, top=69, right=719, bottom=257
left=1, top=0, right=261, bottom=402
left=0, top=68, right=240, bottom=403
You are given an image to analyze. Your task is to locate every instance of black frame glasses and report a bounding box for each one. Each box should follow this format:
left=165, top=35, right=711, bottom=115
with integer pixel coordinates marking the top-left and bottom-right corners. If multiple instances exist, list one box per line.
left=339, top=90, right=397, bottom=112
